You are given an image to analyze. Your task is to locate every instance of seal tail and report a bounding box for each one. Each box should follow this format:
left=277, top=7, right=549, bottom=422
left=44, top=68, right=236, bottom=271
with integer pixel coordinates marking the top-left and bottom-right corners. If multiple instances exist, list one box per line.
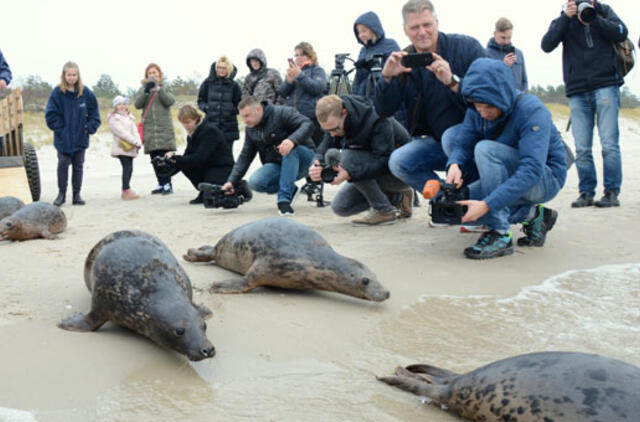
left=377, top=366, right=451, bottom=403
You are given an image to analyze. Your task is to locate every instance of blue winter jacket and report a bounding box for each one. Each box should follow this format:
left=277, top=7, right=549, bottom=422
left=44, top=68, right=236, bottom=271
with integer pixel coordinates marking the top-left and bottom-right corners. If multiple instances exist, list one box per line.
left=375, top=32, right=486, bottom=140
left=541, top=2, right=627, bottom=96
left=0, top=49, right=11, bottom=84
left=45, top=86, right=101, bottom=154
left=486, top=38, right=528, bottom=92
left=447, top=58, right=567, bottom=213
left=277, top=64, right=326, bottom=122
left=352, top=12, right=400, bottom=99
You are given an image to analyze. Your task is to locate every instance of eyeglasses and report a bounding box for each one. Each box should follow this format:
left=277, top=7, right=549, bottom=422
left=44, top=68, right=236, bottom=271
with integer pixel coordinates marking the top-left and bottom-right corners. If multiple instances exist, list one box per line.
left=325, top=115, right=345, bottom=134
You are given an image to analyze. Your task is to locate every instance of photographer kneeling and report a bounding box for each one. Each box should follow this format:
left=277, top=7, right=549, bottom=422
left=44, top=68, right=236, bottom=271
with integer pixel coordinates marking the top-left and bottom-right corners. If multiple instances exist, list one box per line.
left=444, top=58, right=567, bottom=259
left=164, top=105, right=236, bottom=204
left=309, top=95, right=413, bottom=226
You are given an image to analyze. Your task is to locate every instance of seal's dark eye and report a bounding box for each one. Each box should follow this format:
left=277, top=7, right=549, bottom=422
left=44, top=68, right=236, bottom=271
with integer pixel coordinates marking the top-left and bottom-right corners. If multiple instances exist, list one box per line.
left=362, top=278, right=370, bottom=286
left=175, top=328, right=185, bottom=336
left=5, top=221, right=12, bottom=228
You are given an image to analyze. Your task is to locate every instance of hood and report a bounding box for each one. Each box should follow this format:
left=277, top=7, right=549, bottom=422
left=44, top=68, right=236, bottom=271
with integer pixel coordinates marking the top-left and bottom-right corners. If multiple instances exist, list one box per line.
left=461, top=58, right=519, bottom=116
left=342, top=95, right=377, bottom=142
left=486, top=37, right=514, bottom=54
left=208, top=61, right=238, bottom=81
left=246, top=48, right=267, bottom=72
left=353, top=11, right=385, bottom=46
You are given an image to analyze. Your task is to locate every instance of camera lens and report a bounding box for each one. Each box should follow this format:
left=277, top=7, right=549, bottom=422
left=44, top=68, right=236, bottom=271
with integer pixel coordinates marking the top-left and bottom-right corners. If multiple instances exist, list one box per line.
left=578, top=2, right=596, bottom=23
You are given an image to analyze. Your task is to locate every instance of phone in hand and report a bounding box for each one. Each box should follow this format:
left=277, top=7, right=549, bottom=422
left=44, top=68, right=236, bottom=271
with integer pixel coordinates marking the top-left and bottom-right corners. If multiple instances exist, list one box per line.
left=401, top=52, right=435, bottom=68
left=288, top=58, right=295, bottom=67
left=503, top=45, right=516, bottom=55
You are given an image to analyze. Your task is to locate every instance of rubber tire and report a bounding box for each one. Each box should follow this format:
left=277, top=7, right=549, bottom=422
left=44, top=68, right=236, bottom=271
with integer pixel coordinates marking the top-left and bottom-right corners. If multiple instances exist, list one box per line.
left=23, top=142, right=41, bottom=201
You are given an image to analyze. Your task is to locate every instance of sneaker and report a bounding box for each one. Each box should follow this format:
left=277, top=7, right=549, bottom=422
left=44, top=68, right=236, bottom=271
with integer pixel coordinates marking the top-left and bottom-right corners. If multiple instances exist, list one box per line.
left=189, top=191, right=204, bottom=204
left=464, top=230, right=514, bottom=260
left=571, top=192, right=594, bottom=208
left=351, top=209, right=397, bottom=226
left=594, top=191, right=620, bottom=208
left=161, top=183, right=173, bottom=195
left=278, top=201, right=295, bottom=216
left=151, top=185, right=164, bottom=195
left=121, top=189, right=140, bottom=200
left=290, top=185, right=300, bottom=205
left=460, top=224, right=488, bottom=233
left=518, top=205, right=558, bottom=247
left=396, top=189, right=413, bottom=219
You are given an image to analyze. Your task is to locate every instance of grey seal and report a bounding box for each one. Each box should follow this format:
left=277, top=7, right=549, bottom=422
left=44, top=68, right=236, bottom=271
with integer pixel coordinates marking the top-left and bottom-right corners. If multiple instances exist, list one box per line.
left=58, top=230, right=216, bottom=361
left=183, top=218, right=390, bottom=302
left=378, top=351, right=640, bottom=421
left=0, top=196, right=25, bottom=219
left=0, top=201, right=66, bottom=241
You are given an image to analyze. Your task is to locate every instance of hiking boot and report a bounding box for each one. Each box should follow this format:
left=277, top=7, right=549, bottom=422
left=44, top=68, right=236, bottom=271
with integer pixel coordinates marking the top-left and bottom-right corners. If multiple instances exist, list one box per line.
left=189, top=191, right=204, bottom=204
left=53, top=192, right=65, bottom=207
left=464, top=230, right=514, bottom=260
left=571, top=192, right=594, bottom=208
left=278, top=201, right=295, bottom=216
left=351, top=209, right=397, bottom=226
left=518, top=205, right=558, bottom=247
left=161, top=183, right=173, bottom=195
left=151, top=185, right=164, bottom=195
left=121, top=189, right=139, bottom=200
left=396, top=189, right=413, bottom=219
left=72, top=193, right=85, bottom=205
left=595, top=191, right=620, bottom=208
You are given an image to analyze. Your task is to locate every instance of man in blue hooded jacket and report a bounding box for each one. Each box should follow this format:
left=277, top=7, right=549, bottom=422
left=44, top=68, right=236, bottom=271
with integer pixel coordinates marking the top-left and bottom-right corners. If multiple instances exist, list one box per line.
left=445, top=58, right=567, bottom=259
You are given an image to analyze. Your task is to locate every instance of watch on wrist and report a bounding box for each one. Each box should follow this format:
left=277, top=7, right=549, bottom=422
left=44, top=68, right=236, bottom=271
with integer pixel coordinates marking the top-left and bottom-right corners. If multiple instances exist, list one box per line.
left=448, top=74, right=460, bottom=88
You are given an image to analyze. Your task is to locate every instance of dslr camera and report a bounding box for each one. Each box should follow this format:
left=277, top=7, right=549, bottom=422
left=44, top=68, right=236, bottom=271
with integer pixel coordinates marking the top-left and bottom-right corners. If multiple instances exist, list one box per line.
left=574, top=0, right=597, bottom=23
left=423, top=180, right=469, bottom=225
left=317, top=148, right=342, bottom=183
left=151, top=155, right=177, bottom=177
left=198, top=182, right=250, bottom=209
left=355, top=54, right=384, bottom=70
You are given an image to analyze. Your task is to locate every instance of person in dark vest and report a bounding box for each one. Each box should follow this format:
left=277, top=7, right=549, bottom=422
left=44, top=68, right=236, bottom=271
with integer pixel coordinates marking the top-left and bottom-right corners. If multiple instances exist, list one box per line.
left=198, top=55, right=242, bottom=147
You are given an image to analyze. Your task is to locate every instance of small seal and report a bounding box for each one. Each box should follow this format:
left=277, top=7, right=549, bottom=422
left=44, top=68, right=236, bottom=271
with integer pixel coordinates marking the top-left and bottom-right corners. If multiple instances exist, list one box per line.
left=378, top=351, right=640, bottom=421
left=58, top=230, right=216, bottom=361
left=183, top=218, right=390, bottom=302
left=0, top=201, right=66, bottom=241
left=0, top=196, right=25, bottom=220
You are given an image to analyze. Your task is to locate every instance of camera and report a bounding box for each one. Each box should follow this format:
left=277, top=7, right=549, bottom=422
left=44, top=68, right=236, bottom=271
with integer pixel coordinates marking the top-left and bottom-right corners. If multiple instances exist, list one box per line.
left=574, top=0, right=597, bottom=23
left=402, top=52, right=435, bottom=68
left=332, top=53, right=351, bottom=76
left=355, top=54, right=384, bottom=71
left=424, top=180, right=469, bottom=225
left=151, top=155, right=176, bottom=177
left=320, top=165, right=338, bottom=183
left=198, top=182, right=249, bottom=209
left=318, top=148, right=341, bottom=183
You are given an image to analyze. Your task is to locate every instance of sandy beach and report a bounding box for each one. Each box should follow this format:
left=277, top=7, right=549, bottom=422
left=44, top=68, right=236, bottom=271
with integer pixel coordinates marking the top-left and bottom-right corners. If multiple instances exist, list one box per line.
left=1, top=115, right=639, bottom=421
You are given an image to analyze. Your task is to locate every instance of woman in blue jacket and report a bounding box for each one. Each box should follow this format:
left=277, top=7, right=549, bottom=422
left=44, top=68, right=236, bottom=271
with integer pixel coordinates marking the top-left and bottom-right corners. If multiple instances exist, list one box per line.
left=277, top=41, right=326, bottom=145
left=45, top=62, right=101, bottom=206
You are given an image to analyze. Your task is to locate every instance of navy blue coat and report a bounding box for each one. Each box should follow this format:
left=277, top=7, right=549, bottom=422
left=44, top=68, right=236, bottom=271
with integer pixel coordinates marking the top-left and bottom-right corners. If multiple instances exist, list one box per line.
left=45, top=86, right=101, bottom=154
left=277, top=64, right=326, bottom=122
left=352, top=12, right=400, bottom=99
left=541, top=3, right=628, bottom=96
left=486, top=38, right=528, bottom=92
left=447, top=58, right=567, bottom=212
left=375, top=32, right=486, bottom=140
left=0, top=49, right=11, bottom=84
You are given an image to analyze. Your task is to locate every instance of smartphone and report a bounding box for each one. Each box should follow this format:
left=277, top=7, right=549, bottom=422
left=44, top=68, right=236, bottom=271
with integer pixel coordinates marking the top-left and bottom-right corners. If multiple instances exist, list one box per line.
left=401, top=52, right=435, bottom=68
left=503, top=45, right=516, bottom=55
left=288, top=58, right=295, bottom=67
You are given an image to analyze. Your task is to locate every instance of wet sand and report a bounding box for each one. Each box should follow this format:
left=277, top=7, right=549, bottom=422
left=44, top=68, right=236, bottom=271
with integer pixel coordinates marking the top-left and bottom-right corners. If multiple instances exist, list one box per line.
left=1, top=117, right=639, bottom=421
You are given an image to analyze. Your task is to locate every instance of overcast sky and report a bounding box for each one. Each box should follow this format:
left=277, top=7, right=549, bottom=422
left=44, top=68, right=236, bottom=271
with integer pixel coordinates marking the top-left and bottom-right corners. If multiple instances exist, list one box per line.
left=2, top=0, right=638, bottom=96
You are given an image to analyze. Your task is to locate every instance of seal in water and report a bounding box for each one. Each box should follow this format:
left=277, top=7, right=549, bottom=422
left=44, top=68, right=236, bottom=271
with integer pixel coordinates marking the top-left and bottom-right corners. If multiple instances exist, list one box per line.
left=58, top=230, right=216, bottom=361
left=0, top=196, right=25, bottom=220
left=0, top=201, right=66, bottom=241
left=378, top=351, right=640, bottom=421
left=183, top=218, right=389, bottom=302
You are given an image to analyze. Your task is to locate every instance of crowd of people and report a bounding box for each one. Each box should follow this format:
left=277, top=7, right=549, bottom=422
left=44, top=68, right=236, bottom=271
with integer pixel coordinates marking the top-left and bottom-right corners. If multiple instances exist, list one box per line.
left=1, top=0, right=636, bottom=260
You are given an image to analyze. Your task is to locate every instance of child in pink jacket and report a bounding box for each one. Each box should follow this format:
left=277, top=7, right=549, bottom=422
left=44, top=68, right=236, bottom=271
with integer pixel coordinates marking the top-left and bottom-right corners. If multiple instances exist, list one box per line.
left=108, top=96, right=142, bottom=200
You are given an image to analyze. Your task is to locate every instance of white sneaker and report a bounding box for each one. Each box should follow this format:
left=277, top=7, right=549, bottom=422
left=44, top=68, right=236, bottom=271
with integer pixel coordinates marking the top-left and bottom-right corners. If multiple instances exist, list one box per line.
left=460, top=224, right=489, bottom=233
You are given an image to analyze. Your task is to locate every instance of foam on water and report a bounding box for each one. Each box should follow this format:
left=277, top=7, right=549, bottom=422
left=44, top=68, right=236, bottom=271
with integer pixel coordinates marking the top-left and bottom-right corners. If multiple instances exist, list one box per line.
left=0, top=407, right=38, bottom=422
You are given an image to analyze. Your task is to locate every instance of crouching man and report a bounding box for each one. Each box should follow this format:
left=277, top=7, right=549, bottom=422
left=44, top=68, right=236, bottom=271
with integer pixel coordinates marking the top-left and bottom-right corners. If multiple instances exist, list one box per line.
left=309, top=95, right=413, bottom=226
left=445, top=58, right=567, bottom=259
left=221, top=96, right=316, bottom=216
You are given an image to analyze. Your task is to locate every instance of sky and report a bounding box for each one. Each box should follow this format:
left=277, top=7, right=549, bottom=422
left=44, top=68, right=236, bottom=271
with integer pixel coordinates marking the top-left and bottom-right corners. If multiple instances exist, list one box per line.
left=2, top=0, right=639, bottom=96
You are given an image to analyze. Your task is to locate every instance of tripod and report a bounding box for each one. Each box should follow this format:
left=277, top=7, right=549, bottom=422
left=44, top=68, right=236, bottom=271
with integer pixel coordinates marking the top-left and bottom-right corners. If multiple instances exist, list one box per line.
left=327, top=53, right=355, bottom=96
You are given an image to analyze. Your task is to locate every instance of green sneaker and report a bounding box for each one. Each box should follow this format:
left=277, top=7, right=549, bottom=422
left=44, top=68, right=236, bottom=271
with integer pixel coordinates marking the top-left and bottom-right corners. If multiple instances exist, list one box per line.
left=518, top=205, right=558, bottom=247
left=464, top=230, right=514, bottom=260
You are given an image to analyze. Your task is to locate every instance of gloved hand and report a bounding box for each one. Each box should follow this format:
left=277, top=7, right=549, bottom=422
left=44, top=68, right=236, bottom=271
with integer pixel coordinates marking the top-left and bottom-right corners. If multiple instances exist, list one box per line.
left=144, top=81, right=156, bottom=93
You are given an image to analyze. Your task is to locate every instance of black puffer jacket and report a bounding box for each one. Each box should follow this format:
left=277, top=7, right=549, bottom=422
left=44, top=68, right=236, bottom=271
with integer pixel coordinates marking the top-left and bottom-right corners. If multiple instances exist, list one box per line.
left=173, top=121, right=235, bottom=173
left=315, top=95, right=410, bottom=182
left=228, top=103, right=315, bottom=183
left=197, top=62, right=242, bottom=142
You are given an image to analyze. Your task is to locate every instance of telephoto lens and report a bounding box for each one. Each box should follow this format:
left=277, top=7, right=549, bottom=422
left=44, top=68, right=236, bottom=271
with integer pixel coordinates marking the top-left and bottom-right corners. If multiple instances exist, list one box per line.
left=578, top=2, right=597, bottom=23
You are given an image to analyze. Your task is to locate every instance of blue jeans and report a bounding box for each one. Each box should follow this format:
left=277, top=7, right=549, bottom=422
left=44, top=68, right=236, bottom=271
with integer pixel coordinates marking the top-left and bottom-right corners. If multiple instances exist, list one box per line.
left=388, top=136, right=448, bottom=191
left=441, top=124, right=480, bottom=183
left=569, top=85, right=621, bottom=195
left=469, top=141, right=563, bottom=232
left=248, top=145, right=314, bottom=203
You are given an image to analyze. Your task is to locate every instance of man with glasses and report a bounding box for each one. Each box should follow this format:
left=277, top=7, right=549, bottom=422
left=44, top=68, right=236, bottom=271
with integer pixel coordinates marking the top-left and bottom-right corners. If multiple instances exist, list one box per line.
left=308, top=94, right=412, bottom=226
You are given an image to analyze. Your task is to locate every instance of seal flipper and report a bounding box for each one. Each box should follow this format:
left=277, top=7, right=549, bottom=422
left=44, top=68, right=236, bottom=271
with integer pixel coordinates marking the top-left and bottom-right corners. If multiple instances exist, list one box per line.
left=378, top=366, right=451, bottom=403
left=209, top=278, right=253, bottom=293
left=57, top=311, right=108, bottom=332
left=405, top=364, right=458, bottom=384
left=183, top=245, right=216, bottom=262
left=41, top=229, right=58, bottom=240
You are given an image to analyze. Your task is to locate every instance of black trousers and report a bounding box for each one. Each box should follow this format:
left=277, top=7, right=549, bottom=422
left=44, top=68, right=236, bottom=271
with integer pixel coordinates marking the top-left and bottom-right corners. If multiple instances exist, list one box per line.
left=117, top=156, right=133, bottom=190
left=182, top=165, right=233, bottom=190
left=150, top=149, right=172, bottom=185
left=57, top=149, right=86, bottom=194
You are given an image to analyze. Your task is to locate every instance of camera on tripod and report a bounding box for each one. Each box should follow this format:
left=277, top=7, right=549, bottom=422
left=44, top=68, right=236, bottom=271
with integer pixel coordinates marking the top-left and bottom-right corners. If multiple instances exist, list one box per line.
left=328, top=53, right=355, bottom=96
left=198, top=182, right=250, bottom=209
left=355, top=54, right=384, bottom=71
left=422, top=179, right=469, bottom=225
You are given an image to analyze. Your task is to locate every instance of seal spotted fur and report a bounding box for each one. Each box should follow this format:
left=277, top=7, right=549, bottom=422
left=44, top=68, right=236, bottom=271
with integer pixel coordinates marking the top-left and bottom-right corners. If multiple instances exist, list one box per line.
left=0, top=201, right=66, bottom=241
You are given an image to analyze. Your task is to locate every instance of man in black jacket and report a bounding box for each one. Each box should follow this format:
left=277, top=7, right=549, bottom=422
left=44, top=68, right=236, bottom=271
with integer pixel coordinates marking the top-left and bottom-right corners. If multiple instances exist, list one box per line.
left=542, top=0, right=628, bottom=208
left=309, top=95, right=413, bottom=226
left=222, top=96, right=315, bottom=215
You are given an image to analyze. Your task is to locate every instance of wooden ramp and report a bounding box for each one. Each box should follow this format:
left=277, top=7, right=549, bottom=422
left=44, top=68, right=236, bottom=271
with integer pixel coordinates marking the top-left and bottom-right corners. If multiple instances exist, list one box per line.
left=0, top=88, right=32, bottom=203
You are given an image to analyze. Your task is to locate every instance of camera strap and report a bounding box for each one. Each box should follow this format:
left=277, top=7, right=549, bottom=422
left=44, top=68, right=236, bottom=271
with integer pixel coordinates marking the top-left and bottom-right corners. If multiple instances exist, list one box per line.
left=142, top=91, right=157, bottom=123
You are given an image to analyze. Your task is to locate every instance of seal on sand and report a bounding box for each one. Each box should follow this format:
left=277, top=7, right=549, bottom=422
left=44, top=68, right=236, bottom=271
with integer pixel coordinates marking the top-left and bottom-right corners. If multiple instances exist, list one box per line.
left=183, top=218, right=390, bottom=302
left=58, top=230, right=216, bottom=361
left=0, top=196, right=25, bottom=220
left=0, top=201, right=66, bottom=241
left=378, top=351, right=640, bottom=422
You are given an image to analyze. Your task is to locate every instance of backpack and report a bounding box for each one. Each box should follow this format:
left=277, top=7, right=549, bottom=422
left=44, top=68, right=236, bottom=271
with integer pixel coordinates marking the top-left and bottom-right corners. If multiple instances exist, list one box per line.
left=612, top=39, right=635, bottom=77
